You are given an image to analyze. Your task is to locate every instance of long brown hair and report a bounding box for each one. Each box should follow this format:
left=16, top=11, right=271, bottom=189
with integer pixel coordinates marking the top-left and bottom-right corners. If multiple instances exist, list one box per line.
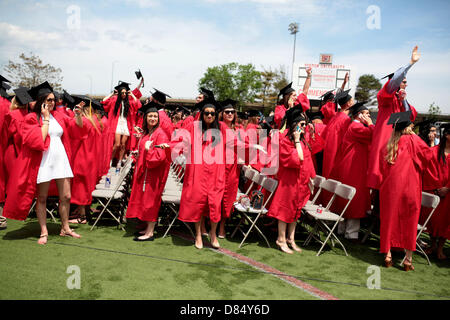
left=385, top=125, right=414, bottom=164
left=82, top=104, right=101, bottom=134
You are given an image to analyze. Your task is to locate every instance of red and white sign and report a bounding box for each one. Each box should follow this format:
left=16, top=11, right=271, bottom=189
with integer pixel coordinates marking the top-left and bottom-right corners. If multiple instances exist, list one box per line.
left=292, top=63, right=354, bottom=100
left=320, top=54, right=333, bottom=64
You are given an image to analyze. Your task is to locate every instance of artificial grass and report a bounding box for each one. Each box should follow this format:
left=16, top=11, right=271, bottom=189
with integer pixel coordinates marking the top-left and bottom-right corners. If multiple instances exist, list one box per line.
left=0, top=219, right=317, bottom=300
left=0, top=216, right=449, bottom=300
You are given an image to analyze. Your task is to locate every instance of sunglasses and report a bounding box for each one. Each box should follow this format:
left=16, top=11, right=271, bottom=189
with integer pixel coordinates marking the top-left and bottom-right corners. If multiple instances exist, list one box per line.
left=299, top=122, right=307, bottom=127
left=46, top=98, right=55, bottom=102
left=203, top=112, right=216, bottom=116
left=224, top=110, right=235, bottom=115
left=402, top=81, right=407, bottom=84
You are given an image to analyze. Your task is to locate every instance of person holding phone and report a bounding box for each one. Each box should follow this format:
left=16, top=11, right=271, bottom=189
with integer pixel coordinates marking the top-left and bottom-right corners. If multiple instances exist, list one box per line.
left=267, top=105, right=318, bottom=254
left=3, top=81, right=85, bottom=244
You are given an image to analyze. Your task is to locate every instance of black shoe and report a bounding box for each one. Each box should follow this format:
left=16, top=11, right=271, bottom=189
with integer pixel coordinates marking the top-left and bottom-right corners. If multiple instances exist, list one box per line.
left=133, top=236, right=154, bottom=242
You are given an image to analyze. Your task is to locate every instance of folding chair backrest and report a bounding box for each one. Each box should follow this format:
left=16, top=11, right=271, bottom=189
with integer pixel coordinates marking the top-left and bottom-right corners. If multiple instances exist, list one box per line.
left=320, top=179, right=341, bottom=210
left=252, top=172, right=265, bottom=185
left=310, top=175, right=326, bottom=203
left=335, top=184, right=356, bottom=201
left=421, top=192, right=440, bottom=209
left=260, top=177, right=278, bottom=208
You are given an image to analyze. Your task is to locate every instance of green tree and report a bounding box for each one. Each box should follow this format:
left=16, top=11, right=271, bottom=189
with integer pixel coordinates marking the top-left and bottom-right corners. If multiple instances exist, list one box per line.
left=428, top=102, right=441, bottom=116
left=256, top=65, right=289, bottom=109
left=355, top=74, right=381, bottom=106
left=198, top=62, right=262, bottom=106
left=3, top=52, right=63, bottom=91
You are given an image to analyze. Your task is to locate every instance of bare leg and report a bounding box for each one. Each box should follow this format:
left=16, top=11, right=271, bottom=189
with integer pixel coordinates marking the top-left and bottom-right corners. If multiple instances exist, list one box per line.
left=218, top=219, right=226, bottom=238
left=209, top=221, right=220, bottom=248
left=286, top=222, right=301, bottom=252
left=194, top=221, right=203, bottom=249
left=112, top=134, right=121, bottom=164
left=118, top=135, right=128, bottom=164
left=0, top=203, right=6, bottom=229
left=276, top=220, right=293, bottom=254
left=36, top=182, right=51, bottom=244
left=137, top=221, right=157, bottom=240
left=56, top=178, right=80, bottom=238
left=200, top=216, right=207, bottom=235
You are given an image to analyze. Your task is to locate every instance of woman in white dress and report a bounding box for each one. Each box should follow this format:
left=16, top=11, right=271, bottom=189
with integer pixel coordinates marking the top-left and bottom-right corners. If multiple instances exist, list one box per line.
left=29, top=82, right=84, bottom=244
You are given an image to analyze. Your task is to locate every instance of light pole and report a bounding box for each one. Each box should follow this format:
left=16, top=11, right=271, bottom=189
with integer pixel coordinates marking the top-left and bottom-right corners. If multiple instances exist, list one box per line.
left=110, top=60, right=119, bottom=92
left=288, top=22, right=299, bottom=82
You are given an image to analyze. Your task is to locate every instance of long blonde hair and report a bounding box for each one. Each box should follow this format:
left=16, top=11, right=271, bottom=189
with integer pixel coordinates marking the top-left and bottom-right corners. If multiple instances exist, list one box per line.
left=82, top=104, right=101, bottom=134
left=385, top=124, right=414, bottom=164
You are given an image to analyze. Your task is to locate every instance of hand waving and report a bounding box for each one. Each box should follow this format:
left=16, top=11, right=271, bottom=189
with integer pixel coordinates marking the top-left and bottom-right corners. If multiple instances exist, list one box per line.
left=411, top=46, right=420, bottom=65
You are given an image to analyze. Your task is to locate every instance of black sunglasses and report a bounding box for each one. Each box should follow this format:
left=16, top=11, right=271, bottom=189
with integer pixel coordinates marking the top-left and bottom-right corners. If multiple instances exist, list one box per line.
left=224, top=110, right=235, bottom=115
left=299, top=122, right=307, bottom=127
left=203, top=112, right=216, bottom=116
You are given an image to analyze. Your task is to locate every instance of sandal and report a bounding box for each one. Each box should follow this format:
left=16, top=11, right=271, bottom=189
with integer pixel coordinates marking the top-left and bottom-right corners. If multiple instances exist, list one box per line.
left=38, top=234, right=48, bottom=245
left=384, top=254, right=393, bottom=268
left=403, top=257, right=415, bottom=271
left=60, top=229, right=81, bottom=239
left=276, top=240, right=294, bottom=254
left=287, top=240, right=302, bottom=253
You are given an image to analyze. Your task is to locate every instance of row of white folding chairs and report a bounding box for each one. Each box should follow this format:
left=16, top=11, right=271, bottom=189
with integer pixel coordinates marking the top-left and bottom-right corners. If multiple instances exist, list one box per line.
left=90, top=157, right=134, bottom=231
left=231, top=165, right=278, bottom=248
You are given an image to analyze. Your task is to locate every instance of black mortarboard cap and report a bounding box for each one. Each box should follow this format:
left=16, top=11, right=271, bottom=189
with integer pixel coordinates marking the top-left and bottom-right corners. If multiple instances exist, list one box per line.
left=387, top=111, right=412, bottom=130
left=92, top=100, right=105, bottom=112
left=320, top=89, right=335, bottom=104
left=440, top=122, right=450, bottom=135
left=13, top=87, right=33, bottom=105
left=247, top=109, right=260, bottom=117
left=71, top=94, right=92, bottom=108
left=278, top=82, right=295, bottom=98
left=152, top=88, right=171, bottom=105
left=199, top=87, right=215, bottom=101
left=237, top=112, right=248, bottom=120
left=286, top=105, right=305, bottom=128
left=334, top=89, right=352, bottom=106
left=115, top=81, right=131, bottom=92
left=135, top=69, right=143, bottom=80
left=350, top=101, right=368, bottom=116
left=306, top=110, right=324, bottom=121
left=28, top=81, right=53, bottom=100
left=62, top=90, right=75, bottom=106
left=381, top=73, right=394, bottom=80
left=138, top=100, right=159, bottom=114
left=0, top=75, right=10, bottom=84
left=201, top=102, right=217, bottom=112
left=221, top=99, right=237, bottom=109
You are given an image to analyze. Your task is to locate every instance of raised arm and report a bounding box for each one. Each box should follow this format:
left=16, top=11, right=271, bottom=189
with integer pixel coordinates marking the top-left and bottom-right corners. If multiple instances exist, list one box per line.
left=302, top=67, right=312, bottom=95
left=386, top=46, right=420, bottom=94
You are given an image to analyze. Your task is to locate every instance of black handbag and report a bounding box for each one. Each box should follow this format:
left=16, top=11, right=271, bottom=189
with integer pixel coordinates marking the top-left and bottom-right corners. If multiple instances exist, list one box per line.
left=250, top=190, right=264, bottom=210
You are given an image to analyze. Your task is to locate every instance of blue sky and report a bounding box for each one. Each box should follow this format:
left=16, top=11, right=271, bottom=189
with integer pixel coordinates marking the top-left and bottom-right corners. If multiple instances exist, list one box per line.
left=1, top=0, right=449, bottom=113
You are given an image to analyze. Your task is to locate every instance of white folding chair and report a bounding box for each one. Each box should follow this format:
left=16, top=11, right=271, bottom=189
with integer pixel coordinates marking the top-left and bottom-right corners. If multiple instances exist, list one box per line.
left=304, top=181, right=356, bottom=256
left=303, top=175, right=326, bottom=212
left=90, top=157, right=133, bottom=231
left=400, top=192, right=441, bottom=266
left=28, top=199, right=58, bottom=223
left=231, top=176, right=278, bottom=248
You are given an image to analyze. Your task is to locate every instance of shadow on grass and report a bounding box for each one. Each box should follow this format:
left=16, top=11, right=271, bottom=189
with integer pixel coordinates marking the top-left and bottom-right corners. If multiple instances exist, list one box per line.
left=2, top=221, right=81, bottom=241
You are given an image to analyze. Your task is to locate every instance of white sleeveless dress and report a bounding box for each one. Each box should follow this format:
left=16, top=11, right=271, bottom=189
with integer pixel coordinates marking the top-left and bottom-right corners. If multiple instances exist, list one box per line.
left=36, top=114, right=74, bottom=184
left=115, top=102, right=130, bottom=136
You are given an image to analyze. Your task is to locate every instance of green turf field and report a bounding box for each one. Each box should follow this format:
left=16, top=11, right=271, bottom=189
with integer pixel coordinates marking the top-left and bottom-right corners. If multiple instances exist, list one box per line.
left=0, top=217, right=449, bottom=300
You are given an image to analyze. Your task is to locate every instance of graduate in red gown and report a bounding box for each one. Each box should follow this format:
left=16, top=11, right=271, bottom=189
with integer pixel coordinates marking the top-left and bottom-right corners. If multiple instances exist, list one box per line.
left=332, top=102, right=374, bottom=240
left=176, top=103, right=226, bottom=249
left=267, top=105, right=317, bottom=254
left=379, top=111, right=433, bottom=271
left=274, top=68, right=312, bottom=130
left=321, top=89, right=353, bottom=178
left=218, top=99, right=242, bottom=239
left=3, top=82, right=85, bottom=244
left=69, top=97, right=103, bottom=224
left=367, top=46, right=420, bottom=191
left=2, top=89, right=33, bottom=194
left=0, top=75, right=12, bottom=228
left=101, top=81, right=140, bottom=169
left=422, top=124, right=450, bottom=260
left=126, top=101, right=170, bottom=241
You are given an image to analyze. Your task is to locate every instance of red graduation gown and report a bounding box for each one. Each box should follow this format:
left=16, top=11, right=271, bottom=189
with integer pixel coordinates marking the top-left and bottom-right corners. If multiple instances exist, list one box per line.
left=379, top=134, right=432, bottom=253
left=267, top=134, right=316, bottom=223
left=321, top=112, right=351, bottom=178
left=3, top=111, right=83, bottom=221
left=367, top=80, right=417, bottom=190
left=126, top=128, right=170, bottom=222
left=332, top=121, right=374, bottom=219
left=274, top=93, right=310, bottom=129
left=177, top=122, right=228, bottom=223
left=0, top=97, right=11, bottom=203
left=422, top=146, right=450, bottom=240
left=70, top=117, right=101, bottom=206
left=320, top=101, right=336, bottom=125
